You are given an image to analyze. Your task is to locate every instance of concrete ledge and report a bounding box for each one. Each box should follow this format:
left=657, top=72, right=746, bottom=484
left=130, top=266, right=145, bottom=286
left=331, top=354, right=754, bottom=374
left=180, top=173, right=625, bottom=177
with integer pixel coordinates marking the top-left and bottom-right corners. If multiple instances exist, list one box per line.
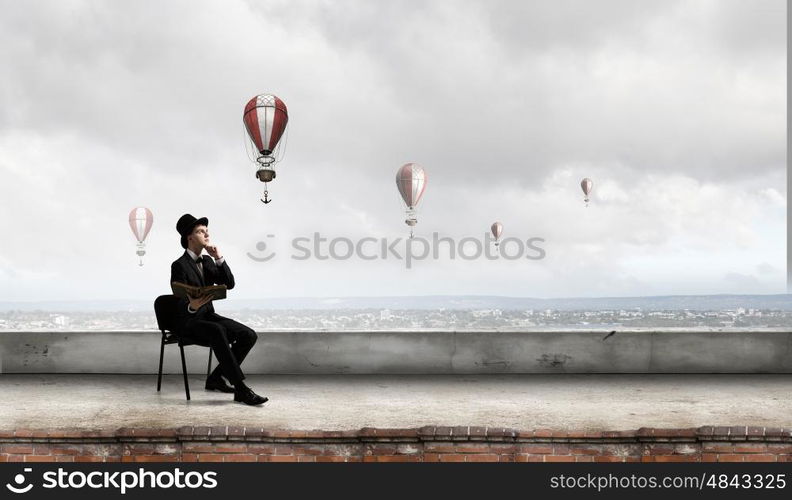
left=1, top=330, right=791, bottom=374
left=2, top=424, right=788, bottom=443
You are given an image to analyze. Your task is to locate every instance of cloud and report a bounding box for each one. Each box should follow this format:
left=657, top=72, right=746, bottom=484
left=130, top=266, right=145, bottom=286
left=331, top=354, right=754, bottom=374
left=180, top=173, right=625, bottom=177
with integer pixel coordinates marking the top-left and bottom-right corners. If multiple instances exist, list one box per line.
left=757, top=262, right=778, bottom=275
left=0, top=0, right=785, bottom=300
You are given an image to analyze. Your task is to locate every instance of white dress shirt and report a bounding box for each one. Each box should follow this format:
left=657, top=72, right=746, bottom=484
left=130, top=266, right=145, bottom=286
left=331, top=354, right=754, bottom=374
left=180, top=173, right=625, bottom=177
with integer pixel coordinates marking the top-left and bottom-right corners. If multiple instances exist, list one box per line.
left=186, top=249, right=225, bottom=313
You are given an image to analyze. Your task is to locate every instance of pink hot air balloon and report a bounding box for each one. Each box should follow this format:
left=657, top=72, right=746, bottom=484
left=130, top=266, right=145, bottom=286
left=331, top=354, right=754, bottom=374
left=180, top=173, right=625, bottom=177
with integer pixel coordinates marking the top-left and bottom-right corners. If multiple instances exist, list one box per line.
left=243, top=94, right=289, bottom=204
left=396, top=163, right=427, bottom=238
left=128, top=207, right=153, bottom=266
left=581, top=177, right=593, bottom=206
left=491, top=222, right=503, bottom=246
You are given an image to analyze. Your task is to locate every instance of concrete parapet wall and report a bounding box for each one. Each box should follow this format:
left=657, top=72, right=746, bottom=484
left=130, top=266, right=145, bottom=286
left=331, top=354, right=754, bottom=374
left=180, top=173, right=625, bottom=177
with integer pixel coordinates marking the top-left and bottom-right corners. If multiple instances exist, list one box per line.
left=0, top=330, right=791, bottom=374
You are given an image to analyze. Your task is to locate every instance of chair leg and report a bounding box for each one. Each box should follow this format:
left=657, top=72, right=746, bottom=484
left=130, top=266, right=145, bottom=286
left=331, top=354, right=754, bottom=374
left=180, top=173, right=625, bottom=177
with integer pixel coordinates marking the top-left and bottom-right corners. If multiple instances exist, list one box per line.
left=179, top=344, right=190, bottom=401
left=206, top=349, right=213, bottom=378
left=157, top=336, right=166, bottom=392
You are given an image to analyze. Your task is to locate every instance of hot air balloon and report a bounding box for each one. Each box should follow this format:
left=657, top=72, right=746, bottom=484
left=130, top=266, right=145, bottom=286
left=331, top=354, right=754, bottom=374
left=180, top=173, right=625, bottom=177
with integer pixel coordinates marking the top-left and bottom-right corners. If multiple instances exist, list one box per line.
left=491, top=222, right=503, bottom=247
left=395, top=163, right=427, bottom=239
left=243, top=94, right=289, bottom=204
left=581, top=178, right=593, bottom=206
left=128, top=207, right=153, bottom=266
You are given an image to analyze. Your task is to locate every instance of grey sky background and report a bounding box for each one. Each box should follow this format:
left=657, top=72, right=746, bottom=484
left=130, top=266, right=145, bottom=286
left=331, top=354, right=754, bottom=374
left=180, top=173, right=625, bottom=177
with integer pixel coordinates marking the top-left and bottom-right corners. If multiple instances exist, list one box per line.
left=0, top=0, right=786, bottom=302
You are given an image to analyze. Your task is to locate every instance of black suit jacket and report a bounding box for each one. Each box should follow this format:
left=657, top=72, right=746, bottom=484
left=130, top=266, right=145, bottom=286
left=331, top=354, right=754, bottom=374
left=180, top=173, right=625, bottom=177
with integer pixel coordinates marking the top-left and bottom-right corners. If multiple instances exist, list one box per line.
left=170, top=252, right=235, bottom=330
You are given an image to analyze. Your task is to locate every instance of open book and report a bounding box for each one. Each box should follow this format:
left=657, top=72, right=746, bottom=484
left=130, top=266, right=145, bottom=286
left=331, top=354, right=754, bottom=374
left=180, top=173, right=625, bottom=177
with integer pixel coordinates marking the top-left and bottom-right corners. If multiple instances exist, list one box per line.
left=170, top=281, right=227, bottom=301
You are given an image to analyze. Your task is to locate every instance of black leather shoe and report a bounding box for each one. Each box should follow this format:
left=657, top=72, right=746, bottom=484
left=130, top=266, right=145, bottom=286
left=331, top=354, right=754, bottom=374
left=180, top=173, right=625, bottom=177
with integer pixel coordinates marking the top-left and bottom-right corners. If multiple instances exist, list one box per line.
left=205, top=376, right=235, bottom=393
left=234, top=388, right=268, bottom=406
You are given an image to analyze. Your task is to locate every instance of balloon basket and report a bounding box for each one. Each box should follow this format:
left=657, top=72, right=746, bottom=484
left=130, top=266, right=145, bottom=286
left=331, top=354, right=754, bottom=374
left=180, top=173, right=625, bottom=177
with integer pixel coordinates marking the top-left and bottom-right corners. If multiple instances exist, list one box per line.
left=135, top=245, right=146, bottom=266
left=256, top=166, right=276, bottom=183
left=404, top=208, right=418, bottom=227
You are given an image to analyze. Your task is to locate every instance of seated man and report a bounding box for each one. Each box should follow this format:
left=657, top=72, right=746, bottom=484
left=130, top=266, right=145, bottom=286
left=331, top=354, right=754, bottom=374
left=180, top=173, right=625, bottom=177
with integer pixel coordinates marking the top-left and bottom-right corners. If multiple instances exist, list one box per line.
left=170, top=213, right=267, bottom=406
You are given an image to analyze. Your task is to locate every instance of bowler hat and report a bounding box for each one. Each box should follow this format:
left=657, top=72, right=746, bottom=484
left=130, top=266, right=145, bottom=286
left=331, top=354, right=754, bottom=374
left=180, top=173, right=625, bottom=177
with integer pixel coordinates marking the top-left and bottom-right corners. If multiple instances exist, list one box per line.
left=176, top=214, right=209, bottom=249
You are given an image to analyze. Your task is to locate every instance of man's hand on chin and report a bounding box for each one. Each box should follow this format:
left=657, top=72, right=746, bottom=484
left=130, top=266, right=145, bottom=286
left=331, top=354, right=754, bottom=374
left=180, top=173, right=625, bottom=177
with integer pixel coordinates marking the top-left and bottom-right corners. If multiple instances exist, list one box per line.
left=206, top=245, right=222, bottom=259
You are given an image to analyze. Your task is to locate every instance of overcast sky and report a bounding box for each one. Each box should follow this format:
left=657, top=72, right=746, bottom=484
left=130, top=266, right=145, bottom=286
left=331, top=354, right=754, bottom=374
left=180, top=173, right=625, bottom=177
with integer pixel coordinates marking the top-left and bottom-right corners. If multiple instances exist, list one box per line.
left=0, top=0, right=786, bottom=302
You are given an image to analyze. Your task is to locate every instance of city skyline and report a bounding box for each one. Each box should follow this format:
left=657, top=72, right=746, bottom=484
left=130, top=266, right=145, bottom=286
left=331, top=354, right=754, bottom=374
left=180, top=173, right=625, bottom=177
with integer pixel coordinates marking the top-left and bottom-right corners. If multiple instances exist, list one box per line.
left=2, top=306, right=789, bottom=332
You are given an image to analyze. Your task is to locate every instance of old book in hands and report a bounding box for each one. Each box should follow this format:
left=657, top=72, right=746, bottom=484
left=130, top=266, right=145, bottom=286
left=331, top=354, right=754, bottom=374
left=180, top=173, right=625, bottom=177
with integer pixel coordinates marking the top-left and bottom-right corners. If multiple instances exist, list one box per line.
left=170, top=282, right=227, bottom=301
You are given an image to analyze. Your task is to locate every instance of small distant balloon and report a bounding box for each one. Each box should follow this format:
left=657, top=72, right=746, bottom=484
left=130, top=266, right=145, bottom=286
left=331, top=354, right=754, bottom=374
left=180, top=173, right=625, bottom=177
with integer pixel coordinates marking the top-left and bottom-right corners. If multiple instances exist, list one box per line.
left=491, top=222, right=503, bottom=247
left=396, top=163, right=427, bottom=238
left=581, top=178, right=593, bottom=206
left=128, top=207, right=153, bottom=266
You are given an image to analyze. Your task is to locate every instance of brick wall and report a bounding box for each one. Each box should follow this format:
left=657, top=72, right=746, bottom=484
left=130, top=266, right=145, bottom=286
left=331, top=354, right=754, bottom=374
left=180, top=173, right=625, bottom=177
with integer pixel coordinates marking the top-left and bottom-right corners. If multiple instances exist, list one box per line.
left=1, top=426, right=790, bottom=463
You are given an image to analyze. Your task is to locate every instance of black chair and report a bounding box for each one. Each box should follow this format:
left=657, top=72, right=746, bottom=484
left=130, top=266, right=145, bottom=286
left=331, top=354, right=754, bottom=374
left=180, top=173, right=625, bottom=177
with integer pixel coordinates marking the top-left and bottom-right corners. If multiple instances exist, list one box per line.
left=154, top=295, right=213, bottom=400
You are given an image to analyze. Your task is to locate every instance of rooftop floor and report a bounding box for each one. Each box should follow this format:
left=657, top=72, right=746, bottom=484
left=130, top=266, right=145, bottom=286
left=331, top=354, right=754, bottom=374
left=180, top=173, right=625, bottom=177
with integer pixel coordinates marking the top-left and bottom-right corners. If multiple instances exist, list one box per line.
left=1, top=374, right=791, bottom=432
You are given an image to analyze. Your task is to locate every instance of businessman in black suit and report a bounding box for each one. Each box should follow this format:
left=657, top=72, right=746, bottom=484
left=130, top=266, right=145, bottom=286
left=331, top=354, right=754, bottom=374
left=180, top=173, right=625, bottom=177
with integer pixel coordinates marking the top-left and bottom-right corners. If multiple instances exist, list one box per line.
left=171, top=213, right=267, bottom=406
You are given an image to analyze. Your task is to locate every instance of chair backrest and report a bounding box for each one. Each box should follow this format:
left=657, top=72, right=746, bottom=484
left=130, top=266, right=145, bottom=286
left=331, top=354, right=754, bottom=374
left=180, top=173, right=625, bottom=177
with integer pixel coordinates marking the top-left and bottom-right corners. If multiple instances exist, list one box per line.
left=154, top=295, right=182, bottom=333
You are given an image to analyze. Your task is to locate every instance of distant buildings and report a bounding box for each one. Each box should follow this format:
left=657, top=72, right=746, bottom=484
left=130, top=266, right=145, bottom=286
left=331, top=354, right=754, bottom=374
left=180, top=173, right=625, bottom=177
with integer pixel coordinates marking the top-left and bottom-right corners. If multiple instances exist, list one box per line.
left=0, top=307, right=789, bottom=331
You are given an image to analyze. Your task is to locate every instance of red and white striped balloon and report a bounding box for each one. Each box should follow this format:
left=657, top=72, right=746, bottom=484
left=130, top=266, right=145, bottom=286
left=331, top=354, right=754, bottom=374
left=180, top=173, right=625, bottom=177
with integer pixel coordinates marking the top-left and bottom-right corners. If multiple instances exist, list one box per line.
left=491, top=222, right=503, bottom=240
left=395, top=163, right=427, bottom=209
left=128, top=207, right=153, bottom=243
left=581, top=177, right=593, bottom=196
left=243, top=94, right=289, bottom=157
left=581, top=177, right=593, bottom=205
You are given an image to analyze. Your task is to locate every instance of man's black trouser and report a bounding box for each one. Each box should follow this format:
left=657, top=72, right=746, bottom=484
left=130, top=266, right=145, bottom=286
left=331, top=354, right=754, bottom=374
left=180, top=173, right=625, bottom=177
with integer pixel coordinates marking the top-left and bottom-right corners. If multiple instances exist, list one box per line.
left=181, top=315, right=257, bottom=386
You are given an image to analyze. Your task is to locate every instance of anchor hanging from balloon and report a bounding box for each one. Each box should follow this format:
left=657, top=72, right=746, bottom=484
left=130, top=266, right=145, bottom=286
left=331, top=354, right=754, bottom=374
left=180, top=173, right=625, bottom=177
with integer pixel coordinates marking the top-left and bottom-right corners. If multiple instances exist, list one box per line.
left=128, top=207, right=153, bottom=266
left=395, top=163, right=427, bottom=239
left=242, top=94, right=289, bottom=204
